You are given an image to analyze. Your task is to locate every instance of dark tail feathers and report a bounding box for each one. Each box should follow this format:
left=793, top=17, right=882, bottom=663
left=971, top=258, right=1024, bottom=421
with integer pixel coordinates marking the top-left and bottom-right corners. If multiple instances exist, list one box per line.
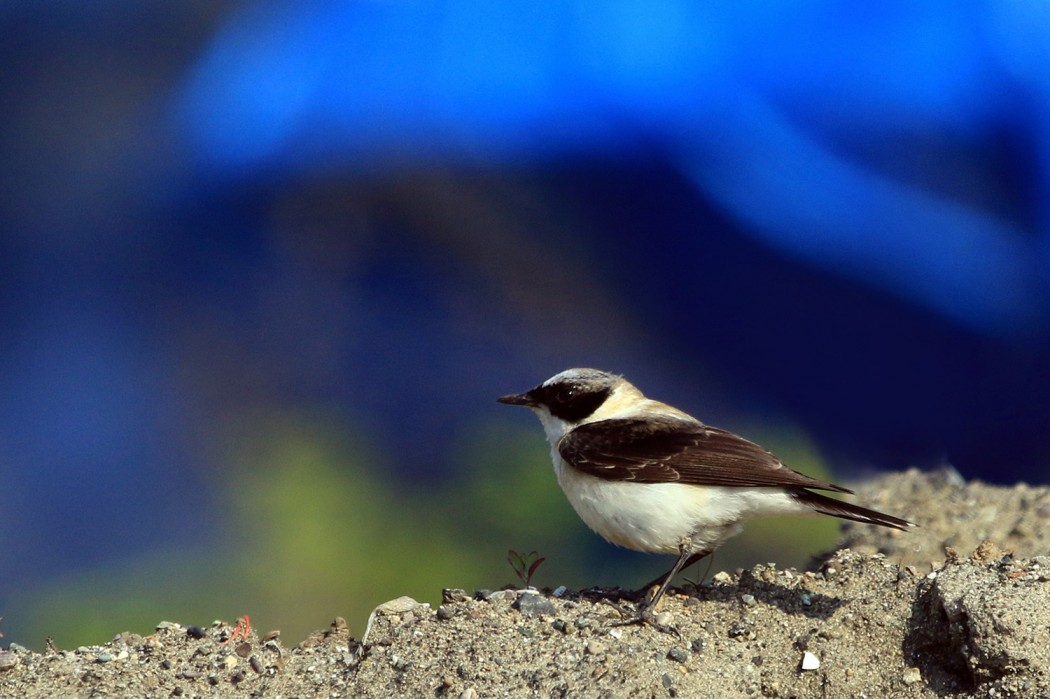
left=792, top=489, right=912, bottom=531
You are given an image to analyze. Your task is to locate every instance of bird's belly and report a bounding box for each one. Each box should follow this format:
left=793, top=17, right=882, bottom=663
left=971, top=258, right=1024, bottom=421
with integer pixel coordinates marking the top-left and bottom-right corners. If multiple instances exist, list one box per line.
left=554, top=461, right=804, bottom=555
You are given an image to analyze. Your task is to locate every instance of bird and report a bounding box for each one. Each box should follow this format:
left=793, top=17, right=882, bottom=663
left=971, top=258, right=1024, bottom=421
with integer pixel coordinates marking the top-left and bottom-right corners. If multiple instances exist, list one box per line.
left=498, top=368, right=911, bottom=626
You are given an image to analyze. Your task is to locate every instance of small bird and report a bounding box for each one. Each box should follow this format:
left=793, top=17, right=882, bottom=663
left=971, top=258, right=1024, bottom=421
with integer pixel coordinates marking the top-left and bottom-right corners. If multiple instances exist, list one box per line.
left=498, top=368, right=911, bottom=625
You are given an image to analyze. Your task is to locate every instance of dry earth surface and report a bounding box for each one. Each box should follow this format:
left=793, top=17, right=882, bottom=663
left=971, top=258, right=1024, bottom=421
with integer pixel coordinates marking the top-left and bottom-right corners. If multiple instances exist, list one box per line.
left=4, top=468, right=1050, bottom=698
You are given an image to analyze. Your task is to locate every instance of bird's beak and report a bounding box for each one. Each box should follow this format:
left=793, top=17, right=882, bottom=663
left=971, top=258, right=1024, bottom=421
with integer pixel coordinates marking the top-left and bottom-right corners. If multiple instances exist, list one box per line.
left=497, top=391, right=537, bottom=407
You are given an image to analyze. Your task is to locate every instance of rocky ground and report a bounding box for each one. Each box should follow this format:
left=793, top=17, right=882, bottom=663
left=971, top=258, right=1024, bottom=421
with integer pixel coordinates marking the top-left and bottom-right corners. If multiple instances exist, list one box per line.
left=4, top=468, right=1050, bottom=698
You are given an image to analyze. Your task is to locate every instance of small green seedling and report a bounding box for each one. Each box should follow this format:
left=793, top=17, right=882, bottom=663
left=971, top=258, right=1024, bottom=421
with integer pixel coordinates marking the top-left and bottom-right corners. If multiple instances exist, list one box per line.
left=507, top=549, right=546, bottom=588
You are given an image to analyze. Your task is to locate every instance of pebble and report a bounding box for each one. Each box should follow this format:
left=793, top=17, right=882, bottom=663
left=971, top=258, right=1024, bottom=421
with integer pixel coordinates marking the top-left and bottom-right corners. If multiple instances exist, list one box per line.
left=486, top=590, right=518, bottom=602
left=375, top=596, right=426, bottom=614
left=667, top=647, right=689, bottom=663
left=96, top=654, right=113, bottom=663
left=902, top=667, right=922, bottom=684
left=552, top=585, right=567, bottom=597
left=185, top=626, right=206, bottom=640
left=156, top=621, right=182, bottom=631
left=800, top=652, right=820, bottom=671
left=712, top=571, right=733, bottom=584
left=585, top=641, right=606, bottom=656
left=436, top=605, right=457, bottom=621
left=740, top=594, right=756, bottom=606
left=363, top=596, right=429, bottom=644
left=442, top=588, right=469, bottom=603
left=0, top=652, right=18, bottom=671
left=234, top=641, right=252, bottom=658
left=460, top=688, right=478, bottom=699
left=514, top=594, right=556, bottom=618
left=654, top=611, right=673, bottom=627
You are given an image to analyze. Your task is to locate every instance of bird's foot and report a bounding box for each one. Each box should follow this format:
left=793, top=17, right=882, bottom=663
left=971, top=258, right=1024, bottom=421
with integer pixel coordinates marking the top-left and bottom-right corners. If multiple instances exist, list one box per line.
left=608, top=605, right=681, bottom=637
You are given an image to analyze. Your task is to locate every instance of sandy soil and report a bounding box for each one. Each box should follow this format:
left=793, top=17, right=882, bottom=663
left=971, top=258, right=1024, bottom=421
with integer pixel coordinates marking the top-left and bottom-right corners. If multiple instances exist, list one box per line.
left=3, top=468, right=1050, bottom=698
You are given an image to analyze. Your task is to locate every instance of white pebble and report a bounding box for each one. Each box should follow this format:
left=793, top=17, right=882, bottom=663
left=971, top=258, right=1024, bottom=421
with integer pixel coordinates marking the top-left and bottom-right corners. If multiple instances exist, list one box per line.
left=552, top=585, right=567, bottom=597
left=801, top=651, right=820, bottom=671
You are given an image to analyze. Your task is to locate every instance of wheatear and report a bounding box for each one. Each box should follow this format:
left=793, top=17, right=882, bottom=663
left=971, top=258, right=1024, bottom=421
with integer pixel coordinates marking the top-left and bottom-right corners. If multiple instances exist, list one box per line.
left=498, top=368, right=910, bottom=625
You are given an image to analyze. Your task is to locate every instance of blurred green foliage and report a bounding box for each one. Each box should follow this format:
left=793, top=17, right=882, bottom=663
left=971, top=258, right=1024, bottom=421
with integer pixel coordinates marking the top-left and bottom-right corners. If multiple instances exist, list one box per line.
left=10, top=413, right=844, bottom=649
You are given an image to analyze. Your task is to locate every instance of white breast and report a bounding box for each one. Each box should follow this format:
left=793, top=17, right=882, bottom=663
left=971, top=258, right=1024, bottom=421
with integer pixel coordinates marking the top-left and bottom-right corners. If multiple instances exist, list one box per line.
left=551, top=450, right=808, bottom=555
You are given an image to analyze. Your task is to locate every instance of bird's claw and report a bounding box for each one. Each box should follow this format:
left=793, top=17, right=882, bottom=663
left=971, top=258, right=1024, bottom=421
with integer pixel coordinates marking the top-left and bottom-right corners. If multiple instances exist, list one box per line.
left=608, top=605, right=681, bottom=637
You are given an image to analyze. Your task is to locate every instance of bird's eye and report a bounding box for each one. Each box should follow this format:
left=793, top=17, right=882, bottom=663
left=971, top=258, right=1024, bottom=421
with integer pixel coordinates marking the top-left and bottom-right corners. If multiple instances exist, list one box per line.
left=555, top=386, right=576, bottom=404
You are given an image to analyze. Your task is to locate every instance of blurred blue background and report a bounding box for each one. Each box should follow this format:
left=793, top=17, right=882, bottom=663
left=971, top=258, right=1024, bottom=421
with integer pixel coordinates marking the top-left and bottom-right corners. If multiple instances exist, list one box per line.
left=2, top=1, right=1048, bottom=648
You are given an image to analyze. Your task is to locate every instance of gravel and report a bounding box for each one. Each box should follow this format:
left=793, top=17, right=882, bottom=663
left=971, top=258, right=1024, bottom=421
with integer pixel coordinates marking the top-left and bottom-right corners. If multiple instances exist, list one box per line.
left=4, top=468, right=1050, bottom=698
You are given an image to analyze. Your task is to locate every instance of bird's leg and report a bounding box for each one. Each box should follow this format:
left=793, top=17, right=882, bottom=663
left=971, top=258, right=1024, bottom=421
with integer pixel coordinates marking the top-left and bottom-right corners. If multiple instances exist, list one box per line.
left=640, top=540, right=710, bottom=618
left=612, top=539, right=710, bottom=636
left=631, top=550, right=710, bottom=601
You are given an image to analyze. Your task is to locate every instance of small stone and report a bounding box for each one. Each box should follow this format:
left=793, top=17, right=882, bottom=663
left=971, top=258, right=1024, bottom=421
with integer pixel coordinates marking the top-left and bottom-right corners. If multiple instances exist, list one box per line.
left=552, top=585, right=567, bottom=597
left=375, top=596, right=425, bottom=614
left=926, top=571, right=938, bottom=580
left=262, top=629, right=281, bottom=643
left=442, top=588, right=469, bottom=603
left=586, top=640, right=606, bottom=655
left=234, top=641, right=251, bottom=658
left=902, top=667, right=921, bottom=685
left=740, top=594, right=756, bottom=606
left=156, top=621, right=182, bottom=631
left=712, top=571, right=733, bottom=584
left=654, top=611, right=673, bottom=627
left=459, top=688, right=478, bottom=699
left=186, top=626, right=207, bottom=640
left=728, top=623, right=751, bottom=639
left=7, top=644, right=27, bottom=654
left=223, top=655, right=238, bottom=670
left=437, top=605, right=457, bottom=621
left=667, top=647, right=689, bottom=663
left=607, top=628, right=623, bottom=640
left=230, top=670, right=246, bottom=684
left=483, top=590, right=511, bottom=602
left=0, top=652, right=18, bottom=671
left=690, top=638, right=706, bottom=653
left=800, top=651, right=820, bottom=671
left=514, top=594, right=556, bottom=618
left=96, top=654, right=113, bottom=663
left=552, top=620, right=568, bottom=633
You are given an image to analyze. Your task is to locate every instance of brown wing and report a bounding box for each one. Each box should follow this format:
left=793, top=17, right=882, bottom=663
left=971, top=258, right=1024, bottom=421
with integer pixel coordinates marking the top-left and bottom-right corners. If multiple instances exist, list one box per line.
left=558, top=417, right=851, bottom=493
